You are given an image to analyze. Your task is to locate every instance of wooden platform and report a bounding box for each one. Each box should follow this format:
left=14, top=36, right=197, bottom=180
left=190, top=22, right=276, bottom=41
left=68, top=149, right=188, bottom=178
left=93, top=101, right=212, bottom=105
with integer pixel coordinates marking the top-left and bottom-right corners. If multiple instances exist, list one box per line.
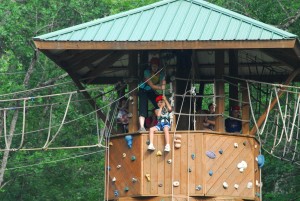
left=106, top=131, right=261, bottom=201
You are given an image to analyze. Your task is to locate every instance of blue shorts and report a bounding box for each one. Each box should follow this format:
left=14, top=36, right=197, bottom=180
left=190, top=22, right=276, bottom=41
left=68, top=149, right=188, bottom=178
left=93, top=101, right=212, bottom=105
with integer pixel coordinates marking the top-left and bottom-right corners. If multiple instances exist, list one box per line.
left=155, top=122, right=171, bottom=131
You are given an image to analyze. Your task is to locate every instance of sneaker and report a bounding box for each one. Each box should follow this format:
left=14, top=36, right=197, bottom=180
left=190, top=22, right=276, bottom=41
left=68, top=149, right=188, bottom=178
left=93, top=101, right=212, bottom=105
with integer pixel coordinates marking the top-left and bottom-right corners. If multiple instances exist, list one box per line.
left=164, top=144, right=171, bottom=152
left=138, top=127, right=146, bottom=132
left=148, top=143, right=155, bottom=151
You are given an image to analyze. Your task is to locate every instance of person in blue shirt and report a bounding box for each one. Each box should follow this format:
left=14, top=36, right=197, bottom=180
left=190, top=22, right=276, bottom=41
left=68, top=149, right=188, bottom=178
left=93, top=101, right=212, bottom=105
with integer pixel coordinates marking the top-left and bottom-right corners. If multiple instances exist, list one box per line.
left=138, top=57, right=166, bottom=132
left=225, top=105, right=242, bottom=133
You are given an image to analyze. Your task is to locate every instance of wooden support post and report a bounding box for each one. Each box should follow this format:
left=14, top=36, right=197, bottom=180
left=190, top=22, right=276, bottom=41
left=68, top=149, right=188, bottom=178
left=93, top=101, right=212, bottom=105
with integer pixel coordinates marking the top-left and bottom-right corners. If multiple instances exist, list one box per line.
left=215, top=50, right=225, bottom=132
left=228, top=50, right=239, bottom=107
left=128, top=51, right=138, bottom=132
left=175, top=50, right=192, bottom=130
left=250, top=68, right=300, bottom=135
left=241, top=82, right=249, bottom=134
left=66, top=70, right=116, bottom=133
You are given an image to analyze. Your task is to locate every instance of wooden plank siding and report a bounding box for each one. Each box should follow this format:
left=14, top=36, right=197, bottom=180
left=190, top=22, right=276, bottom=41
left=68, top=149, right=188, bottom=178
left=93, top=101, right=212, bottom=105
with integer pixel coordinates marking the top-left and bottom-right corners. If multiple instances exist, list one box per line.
left=107, top=132, right=260, bottom=200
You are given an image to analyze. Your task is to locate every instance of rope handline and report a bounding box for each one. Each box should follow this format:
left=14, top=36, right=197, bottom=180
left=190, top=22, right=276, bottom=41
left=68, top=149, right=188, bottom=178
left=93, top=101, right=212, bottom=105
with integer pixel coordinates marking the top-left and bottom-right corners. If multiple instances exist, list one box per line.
left=246, top=81, right=262, bottom=145
left=42, top=104, right=53, bottom=149
left=0, top=144, right=100, bottom=152
left=0, top=85, right=102, bottom=103
left=0, top=80, right=73, bottom=98
left=5, top=149, right=104, bottom=171
left=225, top=74, right=300, bottom=90
left=95, top=104, right=101, bottom=146
left=0, top=67, right=165, bottom=140
left=3, top=110, right=8, bottom=149
left=44, top=93, right=73, bottom=149
left=16, top=99, right=27, bottom=150
left=274, top=87, right=290, bottom=143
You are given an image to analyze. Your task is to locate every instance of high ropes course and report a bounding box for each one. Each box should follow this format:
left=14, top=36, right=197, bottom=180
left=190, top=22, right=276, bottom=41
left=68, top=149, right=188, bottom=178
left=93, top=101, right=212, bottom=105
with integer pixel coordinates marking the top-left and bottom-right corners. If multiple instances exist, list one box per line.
left=0, top=68, right=299, bottom=167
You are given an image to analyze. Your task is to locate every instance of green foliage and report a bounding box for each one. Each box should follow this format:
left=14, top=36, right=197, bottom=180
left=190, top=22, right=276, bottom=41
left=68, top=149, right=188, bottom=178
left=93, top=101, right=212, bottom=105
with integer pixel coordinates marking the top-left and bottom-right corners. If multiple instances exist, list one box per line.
left=0, top=0, right=299, bottom=200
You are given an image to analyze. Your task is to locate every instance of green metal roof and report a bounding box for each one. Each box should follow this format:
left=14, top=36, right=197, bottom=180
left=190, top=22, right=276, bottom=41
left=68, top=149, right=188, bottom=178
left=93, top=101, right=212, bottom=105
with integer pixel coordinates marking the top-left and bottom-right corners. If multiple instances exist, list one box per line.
left=33, top=0, right=297, bottom=42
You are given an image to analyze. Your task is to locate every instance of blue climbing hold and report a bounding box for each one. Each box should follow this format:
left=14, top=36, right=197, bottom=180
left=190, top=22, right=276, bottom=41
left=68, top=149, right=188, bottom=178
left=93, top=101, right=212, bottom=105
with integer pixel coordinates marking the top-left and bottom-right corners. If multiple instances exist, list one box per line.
left=219, top=149, right=223, bottom=154
left=125, top=135, right=133, bottom=148
left=191, top=153, right=195, bottom=160
left=107, top=166, right=111, bottom=171
left=114, top=190, right=119, bottom=197
left=257, top=154, right=265, bottom=168
left=206, top=151, right=216, bottom=159
left=209, top=170, right=213, bottom=176
left=131, top=155, right=136, bottom=161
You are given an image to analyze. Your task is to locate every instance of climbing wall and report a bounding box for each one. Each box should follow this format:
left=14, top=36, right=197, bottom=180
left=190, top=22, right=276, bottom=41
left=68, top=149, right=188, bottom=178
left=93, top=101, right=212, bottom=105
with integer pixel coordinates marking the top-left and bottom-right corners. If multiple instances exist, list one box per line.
left=106, top=132, right=261, bottom=201
left=106, top=134, right=142, bottom=199
left=204, top=134, right=261, bottom=199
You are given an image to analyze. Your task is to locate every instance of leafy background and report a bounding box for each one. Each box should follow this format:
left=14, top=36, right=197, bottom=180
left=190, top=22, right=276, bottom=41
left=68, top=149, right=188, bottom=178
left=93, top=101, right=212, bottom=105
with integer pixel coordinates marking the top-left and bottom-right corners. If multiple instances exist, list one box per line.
left=0, top=0, right=299, bottom=200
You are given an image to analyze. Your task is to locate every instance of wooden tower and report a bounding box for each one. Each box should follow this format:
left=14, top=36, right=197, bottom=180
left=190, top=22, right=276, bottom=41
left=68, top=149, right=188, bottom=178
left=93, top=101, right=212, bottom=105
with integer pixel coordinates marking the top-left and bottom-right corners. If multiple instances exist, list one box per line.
left=33, top=0, right=300, bottom=200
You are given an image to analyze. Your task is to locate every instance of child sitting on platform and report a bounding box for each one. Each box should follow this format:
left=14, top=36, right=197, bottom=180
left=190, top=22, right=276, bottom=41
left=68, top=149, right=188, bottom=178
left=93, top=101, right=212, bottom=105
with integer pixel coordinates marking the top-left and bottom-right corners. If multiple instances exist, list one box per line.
left=117, top=97, right=130, bottom=133
left=225, top=105, right=242, bottom=133
left=148, top=95, right=172, bottom=152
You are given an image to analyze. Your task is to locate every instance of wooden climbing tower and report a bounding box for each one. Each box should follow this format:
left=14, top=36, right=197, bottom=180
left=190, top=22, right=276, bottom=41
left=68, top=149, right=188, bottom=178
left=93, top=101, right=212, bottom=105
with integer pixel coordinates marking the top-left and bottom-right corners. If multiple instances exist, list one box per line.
left=33, top=0, right=300, bottom=200
left=106, top=132, right=261, bottom=201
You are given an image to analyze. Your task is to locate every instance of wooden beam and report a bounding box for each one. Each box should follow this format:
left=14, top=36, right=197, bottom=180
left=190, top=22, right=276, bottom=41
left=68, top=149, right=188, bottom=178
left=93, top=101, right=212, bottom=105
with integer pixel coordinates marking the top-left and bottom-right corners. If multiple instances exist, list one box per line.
left=262, top=49, right=299, bottom=69
left=228, top=50, right=239, bottom=107
left=215, top=50, right=225, bottom=132
left=241, top=82, right=249, bottom=134
left=250, top=68, right=300, bottom=135
left=85, top=51, right=125, bottom=83
left=67, top=51, right=112, bottom=71
left=128, top=51, right=138, bottom=132
left=66, top=70, right=116, bottom=133
left=34, top=39, right=297, bottom=50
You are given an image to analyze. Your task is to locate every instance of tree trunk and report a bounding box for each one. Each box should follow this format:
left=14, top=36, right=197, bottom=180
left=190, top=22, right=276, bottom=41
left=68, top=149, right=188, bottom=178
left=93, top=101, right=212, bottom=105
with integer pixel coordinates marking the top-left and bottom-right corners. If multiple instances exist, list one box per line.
left=0, top=50, right=38, bottom=188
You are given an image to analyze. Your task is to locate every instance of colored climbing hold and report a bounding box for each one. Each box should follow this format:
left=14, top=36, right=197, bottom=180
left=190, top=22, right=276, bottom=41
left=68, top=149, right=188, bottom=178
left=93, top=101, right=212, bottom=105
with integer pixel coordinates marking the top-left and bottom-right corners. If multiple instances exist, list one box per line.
left=145, top=174, right=151, bottom=181
left=132, top=178, right=137, bottom=183
left=158, top=183, right=163, bottom=187
left=195, top=185, right=202, bottom=191
left=237, top=161, right=247, bottom=172
left=223, top=182, right=229, bottom=189
left=234, top=143, right=238, bottom=148
left=122, top=153, right=126, bottom=158
left=112, top=177, right=116, bottom=182
left=124, top=187, right=129, bottom=192
left=109, top=142, right=113, bottom=146
left=191, top=153, right=196, bottom=160
left=257, top=154, right=265, bottom=168
left=107, top=166, right=111, bottom=171
left=243, top=141, right=247, bottom=146
left=219, top=149, right=223, bottom=154
left=117, top=165, right=121, bottom=169
left=247, top=182, right=253, bottom=189
left=114, top=190, right=119, bottom=197
left=188, top=168, right=192, bottom=172
left=234, top=184, right=239, bottom=189
left=125, top=135, right=133, bottom=148
left=131, top=155, right=136, bottom=161
left=173, top=181, right=180, bottom=187
left=209, top=170, right=213, bottom=176
left=156, top=151, right=162, bottom=156
left=206, top=151, right=216, bottom=159
left=146, top=140, right=150, bottom=145
left=167, top=159, right=172, bottom=164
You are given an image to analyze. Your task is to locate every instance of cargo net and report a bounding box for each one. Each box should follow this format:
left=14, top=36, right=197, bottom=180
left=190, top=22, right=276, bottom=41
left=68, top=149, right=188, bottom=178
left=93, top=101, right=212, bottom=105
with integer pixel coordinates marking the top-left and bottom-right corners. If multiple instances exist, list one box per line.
left=247, top=80, right=300, bottom=165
